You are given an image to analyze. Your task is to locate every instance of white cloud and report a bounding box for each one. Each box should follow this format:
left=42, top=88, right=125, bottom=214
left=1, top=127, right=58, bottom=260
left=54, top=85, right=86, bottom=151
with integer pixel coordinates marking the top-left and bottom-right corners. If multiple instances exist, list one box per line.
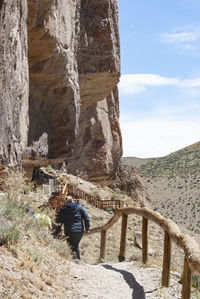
left=119, top=73, right=200, bottom=95
left=159, top=27, right=200, bottom=53
left=181, top=77, right=200, bottom=87
left=160, top=32, right=200, bottom=44
left=119, top=74, right=178, bottom=95
left=120, top=118, right=200, bottom=158
left=119, top=74, right=200, bottom=157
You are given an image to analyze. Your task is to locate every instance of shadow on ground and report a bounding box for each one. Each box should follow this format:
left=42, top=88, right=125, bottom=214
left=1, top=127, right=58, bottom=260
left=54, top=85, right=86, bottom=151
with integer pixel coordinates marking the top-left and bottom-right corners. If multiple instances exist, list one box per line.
left=102, top=264, right=157, bottom=299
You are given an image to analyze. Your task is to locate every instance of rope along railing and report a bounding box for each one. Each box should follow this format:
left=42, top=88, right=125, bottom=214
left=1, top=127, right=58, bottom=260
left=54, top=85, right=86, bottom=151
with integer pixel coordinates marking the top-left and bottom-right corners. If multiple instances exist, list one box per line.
left=49, top=183, right=123, bottom=211
left=87, top=206, right=200, bottom=299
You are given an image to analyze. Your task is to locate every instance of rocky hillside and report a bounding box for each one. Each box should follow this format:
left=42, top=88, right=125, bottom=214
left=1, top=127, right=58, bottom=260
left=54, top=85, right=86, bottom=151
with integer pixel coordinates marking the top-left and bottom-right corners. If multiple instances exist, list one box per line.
left=122, top=141, right=200, bottom=234
left=1, top=170, right=199, bottom=298
left=0, top=0, right=122, bottom=184
left=122, top=157, right=153, bottom=168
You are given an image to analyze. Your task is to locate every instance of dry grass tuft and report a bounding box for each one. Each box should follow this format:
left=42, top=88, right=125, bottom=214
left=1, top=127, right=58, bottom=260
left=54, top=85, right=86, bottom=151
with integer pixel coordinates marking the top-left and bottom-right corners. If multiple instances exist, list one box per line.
left=0, top=170, right=74, bottom=298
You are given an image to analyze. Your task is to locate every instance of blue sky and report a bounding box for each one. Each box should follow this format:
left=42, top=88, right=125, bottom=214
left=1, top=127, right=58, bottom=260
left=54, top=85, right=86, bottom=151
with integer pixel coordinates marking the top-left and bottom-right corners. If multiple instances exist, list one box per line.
left=118, top=0, right=200, bottom=157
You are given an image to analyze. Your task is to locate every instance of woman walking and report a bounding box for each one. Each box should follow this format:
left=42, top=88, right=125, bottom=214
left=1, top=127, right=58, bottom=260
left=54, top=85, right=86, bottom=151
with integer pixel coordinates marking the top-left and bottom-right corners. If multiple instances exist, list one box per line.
left=56, top=196, right=90, bottom=260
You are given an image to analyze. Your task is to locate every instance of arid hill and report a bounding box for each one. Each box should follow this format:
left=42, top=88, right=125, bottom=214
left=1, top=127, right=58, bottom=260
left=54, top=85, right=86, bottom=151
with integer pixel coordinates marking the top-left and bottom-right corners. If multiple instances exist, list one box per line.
left=122, top=141, right=200, bottom=234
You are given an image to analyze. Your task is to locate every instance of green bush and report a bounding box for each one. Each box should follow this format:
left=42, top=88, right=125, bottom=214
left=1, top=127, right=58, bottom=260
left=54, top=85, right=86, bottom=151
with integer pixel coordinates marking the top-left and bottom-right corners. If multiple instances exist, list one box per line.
left=2, top=199, right=24, bottom=221
left=0, top=224, right=20, bottom=246
left=192, top=274, right=200, bottom=291
left=26, top=247, right=42, bottom=263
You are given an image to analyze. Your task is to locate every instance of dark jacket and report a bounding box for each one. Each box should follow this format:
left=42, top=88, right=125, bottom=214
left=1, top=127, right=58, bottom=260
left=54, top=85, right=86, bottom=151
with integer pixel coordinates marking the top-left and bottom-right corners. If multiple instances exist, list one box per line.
left=56, top=202, right=90, bottom=234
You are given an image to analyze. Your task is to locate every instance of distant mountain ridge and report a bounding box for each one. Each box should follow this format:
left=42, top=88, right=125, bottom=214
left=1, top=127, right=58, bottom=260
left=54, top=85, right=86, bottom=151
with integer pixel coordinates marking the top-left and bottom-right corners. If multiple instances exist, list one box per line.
left=122, top=141, right=200, bottom=174
left=139, top=141, right=200, bottom=178
left=121, top=156, right=153, bottom=168
left=121, top=141, right=200, bottom=234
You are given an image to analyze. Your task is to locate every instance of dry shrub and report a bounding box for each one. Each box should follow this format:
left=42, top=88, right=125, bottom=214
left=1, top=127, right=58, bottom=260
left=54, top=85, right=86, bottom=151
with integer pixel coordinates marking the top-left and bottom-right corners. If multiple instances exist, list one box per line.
left=50, top=238, right=72, bottom=259
left=0, top=169, right=72, bottom=263
left=0, top=224, right=20, bottom=246
left=1, top=198, right=24, bottom=222
left=3, top=170, right=31, bottom=204
left=192, top=274, right=200, bottom=291
left=25, top=247, right=42, bottom=263
left=0, top=170, right=51, bottom=248
left=1, top=170, right=34, bottom=224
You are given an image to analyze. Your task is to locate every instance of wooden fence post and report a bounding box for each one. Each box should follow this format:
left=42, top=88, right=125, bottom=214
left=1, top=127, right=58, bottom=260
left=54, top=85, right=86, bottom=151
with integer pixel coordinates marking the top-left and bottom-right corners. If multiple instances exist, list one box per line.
left=142, top=217, right=148, bottom=264
left=182, top=256, right=192, bottom=299
left=118, top=214, right=128, bottom=262
left=49, top=179, right=55, bottom=195
left=162, top=230, right=171, bottom=287
left=100, top=230, right=107, bottom=261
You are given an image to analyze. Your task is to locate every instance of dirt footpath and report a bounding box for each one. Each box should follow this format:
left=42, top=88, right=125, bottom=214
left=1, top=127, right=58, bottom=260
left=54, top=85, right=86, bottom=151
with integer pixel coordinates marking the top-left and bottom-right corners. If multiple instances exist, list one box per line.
left=67, top=261, right=182, bottom=299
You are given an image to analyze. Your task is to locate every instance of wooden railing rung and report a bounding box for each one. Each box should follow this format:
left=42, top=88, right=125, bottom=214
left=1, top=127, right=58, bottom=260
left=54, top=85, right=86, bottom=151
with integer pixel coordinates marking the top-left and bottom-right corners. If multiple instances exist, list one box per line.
left=182, top=256, right=192, bottom=299
left=118, top=214, right=128, bottom=262
left=52, top=182, right=123, bottom=212
left=162, top=230, right=171, bottom=287
left=142, top=217, right=148, bottom=264
left=100, top=230, right=107, bottom=261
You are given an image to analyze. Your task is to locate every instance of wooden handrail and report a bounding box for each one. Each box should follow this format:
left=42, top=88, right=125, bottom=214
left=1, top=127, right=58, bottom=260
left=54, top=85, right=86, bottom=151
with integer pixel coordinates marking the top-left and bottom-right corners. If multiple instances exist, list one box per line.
left=50, top=181, right=200, bottom=298
left=50, top=182, right=123, bottom=211
left=67, top=183, right=123, bottom=210
left=89, top=206, right=200, bottom=275
left=87, top=206, right=200, bottom=299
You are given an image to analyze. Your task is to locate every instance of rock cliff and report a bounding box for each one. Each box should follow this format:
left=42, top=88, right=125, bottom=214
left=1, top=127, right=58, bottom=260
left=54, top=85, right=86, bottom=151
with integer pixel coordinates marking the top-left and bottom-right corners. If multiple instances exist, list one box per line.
left=0, top=0, right=29, bottom=168
left=0, top=0, right=122, bottom=183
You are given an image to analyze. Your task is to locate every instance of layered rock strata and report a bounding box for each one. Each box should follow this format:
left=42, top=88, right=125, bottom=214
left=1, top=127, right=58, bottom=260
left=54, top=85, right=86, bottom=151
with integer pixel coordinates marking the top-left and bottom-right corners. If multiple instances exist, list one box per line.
left=69, top=87, right=122, bottom=183
left=27, top=0, right=80, bottom=161
left=27, top=0, right=122, bottom=182
left=0, top=0, right=122, bottom=184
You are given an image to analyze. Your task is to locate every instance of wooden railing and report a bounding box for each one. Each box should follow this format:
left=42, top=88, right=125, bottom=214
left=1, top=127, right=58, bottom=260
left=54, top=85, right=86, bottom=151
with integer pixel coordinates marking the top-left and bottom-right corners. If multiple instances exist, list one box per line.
left=87, top=206, right=200, bottom=299
left=48, top=183, right=69, bottom=211
left=49, top=183, right=123, bottom=211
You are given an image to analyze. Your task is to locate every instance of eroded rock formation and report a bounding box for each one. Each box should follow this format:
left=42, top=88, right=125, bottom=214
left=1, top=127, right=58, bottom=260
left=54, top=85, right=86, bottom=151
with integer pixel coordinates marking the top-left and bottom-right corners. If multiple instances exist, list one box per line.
left=0, top=0, right=29, bottom=167
left=27, top=0, right=80, bottom=161
left=110, top=163, right=151, bottom=208
left=26, top=0, right=122, bottom=182
left=0, top=0, right=122, bottom=184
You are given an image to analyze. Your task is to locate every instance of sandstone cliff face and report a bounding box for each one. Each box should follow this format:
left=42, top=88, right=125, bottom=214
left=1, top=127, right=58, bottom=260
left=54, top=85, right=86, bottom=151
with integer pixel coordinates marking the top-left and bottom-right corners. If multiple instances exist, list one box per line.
left=27, top=0, right=122, bottom=182
left=71, top=0, right=122, bottom=182
left=0, top=0, right=29, bottom=167
left=27, top=0, right=80, bottom=161
left=0, top=0, right=122, bottom=183
left=70, top=87, right=122, bottom=182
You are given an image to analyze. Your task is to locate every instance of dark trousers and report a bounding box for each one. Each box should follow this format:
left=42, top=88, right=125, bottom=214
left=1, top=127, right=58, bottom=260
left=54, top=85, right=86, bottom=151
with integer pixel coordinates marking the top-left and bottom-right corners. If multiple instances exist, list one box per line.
left=66, top=232, right=83, bottom=260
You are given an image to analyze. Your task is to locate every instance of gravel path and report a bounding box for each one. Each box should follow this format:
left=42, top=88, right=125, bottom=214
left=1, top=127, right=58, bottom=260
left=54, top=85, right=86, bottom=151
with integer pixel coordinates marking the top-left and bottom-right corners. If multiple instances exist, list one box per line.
left=68, top=261, right=182, bottom=299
